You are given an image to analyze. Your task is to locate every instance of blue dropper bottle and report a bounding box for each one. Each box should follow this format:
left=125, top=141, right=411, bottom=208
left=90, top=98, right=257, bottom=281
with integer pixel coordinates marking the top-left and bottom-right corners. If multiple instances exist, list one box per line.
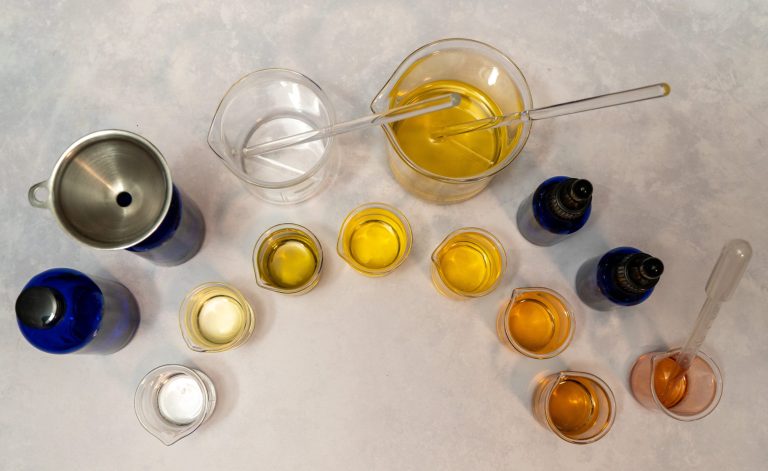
left=576, top=247, right=664, bottom=311
left=517, top=176, right=593, bottom=246
left=15, top=268, right=140, bottom=354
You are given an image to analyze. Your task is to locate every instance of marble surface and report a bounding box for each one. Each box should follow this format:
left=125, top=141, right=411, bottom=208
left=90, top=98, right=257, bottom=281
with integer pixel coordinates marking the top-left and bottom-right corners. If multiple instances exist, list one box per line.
left=1, top=1, right=767, bottom=469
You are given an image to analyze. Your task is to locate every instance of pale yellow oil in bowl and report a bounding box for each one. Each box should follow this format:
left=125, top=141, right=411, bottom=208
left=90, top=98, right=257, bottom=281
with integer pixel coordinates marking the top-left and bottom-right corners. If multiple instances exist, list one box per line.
left=180, top=283, right=255, bottom=352
left=197, top=295, right=245, bottom=344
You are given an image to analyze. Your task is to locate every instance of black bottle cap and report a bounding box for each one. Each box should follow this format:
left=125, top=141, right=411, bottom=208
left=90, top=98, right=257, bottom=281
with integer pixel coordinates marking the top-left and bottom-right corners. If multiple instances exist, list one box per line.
left=547, top=178, right=593, bottom=221
left=15, top=287, right=66, bottom=329
left=615, top=253, right=664, bottom=294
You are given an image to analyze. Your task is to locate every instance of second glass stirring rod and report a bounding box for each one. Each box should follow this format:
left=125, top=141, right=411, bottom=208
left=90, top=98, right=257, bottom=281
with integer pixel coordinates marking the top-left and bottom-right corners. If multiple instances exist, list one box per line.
left=432, top=83, right=670, bottom=140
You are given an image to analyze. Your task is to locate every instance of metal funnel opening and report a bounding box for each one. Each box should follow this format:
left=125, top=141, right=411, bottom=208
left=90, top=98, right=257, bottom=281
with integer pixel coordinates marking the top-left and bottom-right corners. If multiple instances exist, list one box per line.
left=51, top=131, right=172, bottom=249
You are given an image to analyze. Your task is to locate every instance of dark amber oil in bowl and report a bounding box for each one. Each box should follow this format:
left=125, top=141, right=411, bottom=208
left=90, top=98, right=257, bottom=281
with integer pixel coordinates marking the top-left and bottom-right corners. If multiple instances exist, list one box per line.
left=653, top=357, right=688, bottom=408
left=549, top=378, right=601, bottom=438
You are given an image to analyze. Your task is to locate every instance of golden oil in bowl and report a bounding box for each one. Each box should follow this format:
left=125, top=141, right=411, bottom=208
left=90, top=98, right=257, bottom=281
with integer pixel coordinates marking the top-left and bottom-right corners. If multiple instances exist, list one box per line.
left=337, top=203, right=412, bottom=276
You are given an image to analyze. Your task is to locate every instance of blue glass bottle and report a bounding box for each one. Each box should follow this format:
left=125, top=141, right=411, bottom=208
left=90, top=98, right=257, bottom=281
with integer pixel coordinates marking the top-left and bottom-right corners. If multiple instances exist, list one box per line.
left=15, top=268, right=140, bottom=354
left=575, top=247, right=664, bottom=311
left=517, top=176, right=593, bottom=246
left=127, top=186, right=205, bottom=266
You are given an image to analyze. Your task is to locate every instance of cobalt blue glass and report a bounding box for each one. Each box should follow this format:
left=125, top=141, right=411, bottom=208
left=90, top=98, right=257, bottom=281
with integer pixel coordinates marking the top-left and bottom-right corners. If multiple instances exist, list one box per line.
left=575, top=247, right=664, bottom=311
left=15, top=268, right=140, bottom=354
left=127, top=186, right=205, bottom=266
left=517, top=176, right=593, bottom=246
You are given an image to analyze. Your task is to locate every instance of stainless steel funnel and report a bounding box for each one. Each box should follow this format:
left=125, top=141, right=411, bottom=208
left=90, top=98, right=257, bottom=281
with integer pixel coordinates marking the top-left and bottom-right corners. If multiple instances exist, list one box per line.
left=29, top=130, right=173, bottom=250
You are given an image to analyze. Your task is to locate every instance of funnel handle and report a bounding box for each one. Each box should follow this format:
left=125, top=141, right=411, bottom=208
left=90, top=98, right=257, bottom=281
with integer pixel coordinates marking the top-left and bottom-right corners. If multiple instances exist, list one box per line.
left=28, top=180, right=49, bottom=208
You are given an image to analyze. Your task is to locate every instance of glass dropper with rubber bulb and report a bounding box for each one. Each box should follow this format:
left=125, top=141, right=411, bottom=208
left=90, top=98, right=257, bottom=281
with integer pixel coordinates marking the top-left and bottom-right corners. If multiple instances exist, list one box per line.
left=629, top=239, right=752, bottom=421
left=657, top=239, right=752, bottom=405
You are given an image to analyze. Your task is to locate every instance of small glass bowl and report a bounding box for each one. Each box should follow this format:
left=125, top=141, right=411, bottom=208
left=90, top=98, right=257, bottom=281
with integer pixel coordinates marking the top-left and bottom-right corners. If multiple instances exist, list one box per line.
left=533, top=371, right=616, bottom=445
left=496, top=287, right=575, bottom=359
left=253, top=223, right=324, bottom=295
left=430, top=227, right=507, bottom=298
left=629, top=349, right=723, bottom=421
left=337, top=202, right=413, bottom=277
left=134, top=364, right=217, bottom=446
left=179, top=282, right=255, bottom=353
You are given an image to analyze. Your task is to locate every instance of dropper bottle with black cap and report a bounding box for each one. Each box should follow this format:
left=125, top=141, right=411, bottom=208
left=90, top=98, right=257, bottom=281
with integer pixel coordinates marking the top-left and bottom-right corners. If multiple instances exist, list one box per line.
left=575, top=247, right=665, bottom=311
left=517, top=176, right=594, bottom=246
left=15, top=268, right=140, bottom=354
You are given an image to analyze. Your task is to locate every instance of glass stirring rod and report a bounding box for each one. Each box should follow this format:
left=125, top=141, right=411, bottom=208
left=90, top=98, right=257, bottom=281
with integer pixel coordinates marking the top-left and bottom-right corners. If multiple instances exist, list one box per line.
left=243, top=93, right=461, bottom=157
left=659, top=239, right=752, bottom=402
left=431, top=83, right=670, bottom=141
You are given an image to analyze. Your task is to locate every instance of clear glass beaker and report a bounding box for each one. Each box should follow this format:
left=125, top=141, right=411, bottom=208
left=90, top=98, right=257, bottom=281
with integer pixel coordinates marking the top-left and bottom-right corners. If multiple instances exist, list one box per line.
left=496, top=287, right=574, bottom=359
left=208, top=69, right=338, bottom=204
left=179, top=282, right=256, bottom=352
left=431, top=227, right=506, bottom=298
left=253, top=223, right=324, bottom=295
left=371, top=38, right=533, bottom=203
left=337, top=202, right=413, bottom=277
left=533, top=371, right=616, bottom=444
left=134, top=364, right=217, bottom=446
left=629, top=349, right=723, bottom=421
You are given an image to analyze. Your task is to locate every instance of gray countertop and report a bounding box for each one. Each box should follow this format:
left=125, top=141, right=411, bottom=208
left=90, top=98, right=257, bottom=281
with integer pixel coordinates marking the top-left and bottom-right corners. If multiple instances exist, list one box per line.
left=1, top=1, right=766, bottom=469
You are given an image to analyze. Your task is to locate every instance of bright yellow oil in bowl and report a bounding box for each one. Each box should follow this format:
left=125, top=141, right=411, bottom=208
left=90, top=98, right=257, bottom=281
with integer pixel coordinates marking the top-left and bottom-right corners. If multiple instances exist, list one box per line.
left=337, top=203, right=412, bottom=276
left=431, top=228, right=506, bottom=298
